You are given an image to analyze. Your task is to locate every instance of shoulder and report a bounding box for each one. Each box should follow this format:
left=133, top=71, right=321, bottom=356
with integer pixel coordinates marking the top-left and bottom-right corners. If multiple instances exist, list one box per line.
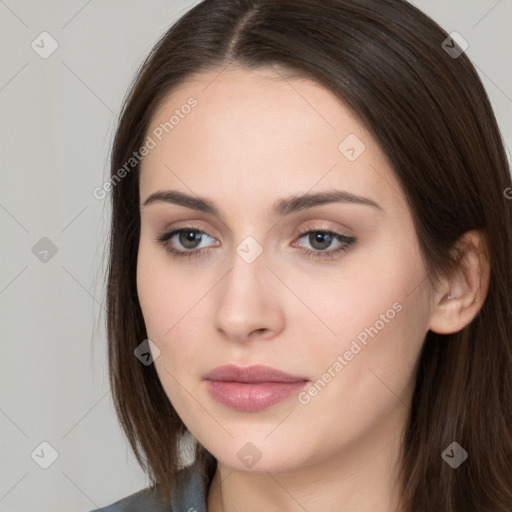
left=89, top=486, right=166, bottom=512
left=89, top=463, right=208, bottom=512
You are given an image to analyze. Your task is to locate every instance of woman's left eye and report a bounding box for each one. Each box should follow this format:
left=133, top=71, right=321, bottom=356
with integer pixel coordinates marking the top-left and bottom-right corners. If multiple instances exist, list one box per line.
left=294, top=229, right=356, bottom=259
left=155, top=228, right=356, bottom=260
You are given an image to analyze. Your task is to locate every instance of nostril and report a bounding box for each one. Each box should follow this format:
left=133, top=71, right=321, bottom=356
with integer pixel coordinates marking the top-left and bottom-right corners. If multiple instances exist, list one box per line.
left=249, top=327, right=270, bottom=338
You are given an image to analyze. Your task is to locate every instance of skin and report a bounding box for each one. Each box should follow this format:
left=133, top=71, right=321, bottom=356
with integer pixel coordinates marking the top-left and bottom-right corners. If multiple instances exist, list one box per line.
left=136, top=65, right=489, bottom=512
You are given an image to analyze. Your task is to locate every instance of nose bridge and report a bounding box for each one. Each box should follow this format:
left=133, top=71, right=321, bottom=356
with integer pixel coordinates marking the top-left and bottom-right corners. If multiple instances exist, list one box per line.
left=213, top=238, right=284, bottom=340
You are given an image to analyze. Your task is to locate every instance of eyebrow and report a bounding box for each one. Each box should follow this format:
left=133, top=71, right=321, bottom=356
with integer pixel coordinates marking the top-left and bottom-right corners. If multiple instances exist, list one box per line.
left=141, top=189, right=383, bottom=216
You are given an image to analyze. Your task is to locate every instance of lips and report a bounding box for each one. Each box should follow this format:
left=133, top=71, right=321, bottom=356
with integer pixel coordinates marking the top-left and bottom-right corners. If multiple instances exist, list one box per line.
left=204, top=364, right=309, bottom=411
left=204, top=364, right=307, bottom=383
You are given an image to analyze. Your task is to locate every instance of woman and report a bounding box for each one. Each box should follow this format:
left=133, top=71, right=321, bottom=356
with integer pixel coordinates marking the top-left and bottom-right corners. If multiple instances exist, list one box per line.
left=93, top=0, right=512, bottom=510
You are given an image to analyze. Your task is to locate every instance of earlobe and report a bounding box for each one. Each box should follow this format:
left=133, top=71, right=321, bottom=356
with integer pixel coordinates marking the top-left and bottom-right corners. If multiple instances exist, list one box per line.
left=429, top=230, right=490, bottom=335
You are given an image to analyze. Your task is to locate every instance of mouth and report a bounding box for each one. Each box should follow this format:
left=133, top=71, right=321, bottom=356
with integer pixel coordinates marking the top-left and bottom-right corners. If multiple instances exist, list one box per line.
left=204, top=364, right=310, bottom=412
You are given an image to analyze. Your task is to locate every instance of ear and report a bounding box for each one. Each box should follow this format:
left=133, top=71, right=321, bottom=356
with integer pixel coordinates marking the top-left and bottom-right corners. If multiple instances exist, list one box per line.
left=429, top=230, right=490, bottom=335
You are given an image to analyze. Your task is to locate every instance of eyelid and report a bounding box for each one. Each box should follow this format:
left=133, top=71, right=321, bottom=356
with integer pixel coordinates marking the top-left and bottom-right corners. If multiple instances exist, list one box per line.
left=156, top=227, right=217, bottom=246
left=292, top=219, right=353, bottom=237
left=155, top=222, right=356, bottom=260
left=158, top=218, right=352, bottom=243
left=160, top=219, right=220, bottom=237
left=155, top=225, right=350, bottom=246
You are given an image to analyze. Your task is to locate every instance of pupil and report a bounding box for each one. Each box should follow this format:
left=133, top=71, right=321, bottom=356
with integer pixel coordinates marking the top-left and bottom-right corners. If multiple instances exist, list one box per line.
left=310, top=232, right=333, bottom=250
left=180, top=230, right=201, bottom=249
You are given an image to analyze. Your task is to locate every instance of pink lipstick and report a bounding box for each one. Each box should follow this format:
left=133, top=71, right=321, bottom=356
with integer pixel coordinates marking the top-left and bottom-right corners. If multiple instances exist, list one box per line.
left=204, top=364, right=309, bottom=412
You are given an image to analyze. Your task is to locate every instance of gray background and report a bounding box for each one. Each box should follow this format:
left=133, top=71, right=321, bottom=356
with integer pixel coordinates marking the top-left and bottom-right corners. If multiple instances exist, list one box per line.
left=0, top=1, right=511, bottom=511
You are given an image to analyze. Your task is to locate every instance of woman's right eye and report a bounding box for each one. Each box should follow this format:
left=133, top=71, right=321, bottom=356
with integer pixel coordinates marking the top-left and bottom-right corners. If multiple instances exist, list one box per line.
left=155, top=228, right=219, bottom=258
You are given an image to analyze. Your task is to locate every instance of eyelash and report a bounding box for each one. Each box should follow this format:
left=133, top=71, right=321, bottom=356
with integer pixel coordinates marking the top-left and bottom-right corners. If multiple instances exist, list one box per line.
left=155, top=228, right=356, bottom=260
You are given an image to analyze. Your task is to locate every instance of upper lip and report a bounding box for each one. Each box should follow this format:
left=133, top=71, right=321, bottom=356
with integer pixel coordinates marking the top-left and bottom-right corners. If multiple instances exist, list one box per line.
left=204, top=364, right=308, bottom=383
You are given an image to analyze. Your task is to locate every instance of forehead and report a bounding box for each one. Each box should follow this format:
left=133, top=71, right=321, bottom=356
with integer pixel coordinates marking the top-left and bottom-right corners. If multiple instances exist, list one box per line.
left=139, top=66, right=406, bottom=213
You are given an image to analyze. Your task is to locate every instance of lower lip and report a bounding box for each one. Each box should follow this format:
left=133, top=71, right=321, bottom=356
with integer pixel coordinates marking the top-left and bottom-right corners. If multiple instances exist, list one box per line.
left=206, top=380, right=308, bottom=411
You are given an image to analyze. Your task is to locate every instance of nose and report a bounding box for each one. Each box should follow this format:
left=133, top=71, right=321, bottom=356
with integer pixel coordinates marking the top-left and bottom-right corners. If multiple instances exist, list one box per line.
left=212, top=245, right=286, bottom=343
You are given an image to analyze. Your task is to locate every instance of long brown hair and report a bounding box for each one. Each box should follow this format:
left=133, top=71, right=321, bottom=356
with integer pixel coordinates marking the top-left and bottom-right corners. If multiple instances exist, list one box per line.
left=105, top=0, right=512, bottom=509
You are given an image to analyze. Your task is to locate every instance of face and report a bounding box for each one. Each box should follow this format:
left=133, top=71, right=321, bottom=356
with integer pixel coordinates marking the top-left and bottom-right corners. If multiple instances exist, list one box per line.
left=136, top=66, right=433, bottom=474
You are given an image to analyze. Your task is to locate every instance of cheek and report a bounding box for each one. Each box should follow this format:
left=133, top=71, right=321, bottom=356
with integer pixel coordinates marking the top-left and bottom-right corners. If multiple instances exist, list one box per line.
left=289, top=288, right=429, bottom=459
left=287, top=238, right=425, bottom=351
left=293, top=230, right=428, bottom=377
left=301, top=248, right=430, bottom=420
left=136, top=241, right=212, bottom=375
left=136, top=255, right=168, bottom=341
left=137, top=238, right=202, bottom=340
left=136, top=252, right=205, bottom=422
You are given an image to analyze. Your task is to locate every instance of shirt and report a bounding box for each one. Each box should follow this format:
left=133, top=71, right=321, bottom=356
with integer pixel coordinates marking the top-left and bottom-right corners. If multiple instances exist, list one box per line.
left=90, top=463, right=209, bottom=512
